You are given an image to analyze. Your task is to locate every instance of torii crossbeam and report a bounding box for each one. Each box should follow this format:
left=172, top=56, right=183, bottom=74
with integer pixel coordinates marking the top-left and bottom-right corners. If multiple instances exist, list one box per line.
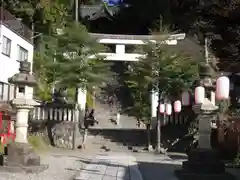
left=89, top=33, right=186, bottom=61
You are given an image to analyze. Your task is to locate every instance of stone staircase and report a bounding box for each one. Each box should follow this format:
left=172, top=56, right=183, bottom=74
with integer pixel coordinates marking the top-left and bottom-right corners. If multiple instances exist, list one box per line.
left=83, top=134, right=130, bottom=152
left=52, top=90, right=147, bottom=150
left=93, top=98, right=145, bottom=129
left=79, top=91, right=148, bottom=151
left=83, top=128, right=149, bottom=152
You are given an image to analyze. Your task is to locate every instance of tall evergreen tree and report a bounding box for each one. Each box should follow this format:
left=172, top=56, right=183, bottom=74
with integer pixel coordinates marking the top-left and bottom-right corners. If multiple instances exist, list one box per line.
left=43, top=22, right=113, bottom=93
left=196, top=0, right=240, bottom=72
left=125, top=42, right=199, bottom=151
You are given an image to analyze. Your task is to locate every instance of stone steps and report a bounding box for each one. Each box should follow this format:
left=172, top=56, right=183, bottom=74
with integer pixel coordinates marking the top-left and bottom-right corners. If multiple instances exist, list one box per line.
left=82, top=132, right=146, bottom=153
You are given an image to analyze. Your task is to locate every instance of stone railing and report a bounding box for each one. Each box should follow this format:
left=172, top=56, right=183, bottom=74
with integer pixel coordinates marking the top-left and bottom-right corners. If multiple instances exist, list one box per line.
left=32, top=105, right=75, bottom=122
left=29, top=103, right=84, bottom=149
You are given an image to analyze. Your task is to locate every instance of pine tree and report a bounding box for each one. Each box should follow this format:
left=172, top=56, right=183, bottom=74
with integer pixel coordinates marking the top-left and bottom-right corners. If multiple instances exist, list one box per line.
left=125, top=42, right=199, bottom=150
left=44, top=22, right=113, bottom=92
left=197, top=0, right=240, bottom=72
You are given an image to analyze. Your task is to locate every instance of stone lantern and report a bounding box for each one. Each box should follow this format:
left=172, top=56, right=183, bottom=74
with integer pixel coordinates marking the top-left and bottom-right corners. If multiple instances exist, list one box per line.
left=175, top=63, right=234, bottom=180
left=4, top=61, right=46, bottom=172
left=8, top=61, right=38, bottom=143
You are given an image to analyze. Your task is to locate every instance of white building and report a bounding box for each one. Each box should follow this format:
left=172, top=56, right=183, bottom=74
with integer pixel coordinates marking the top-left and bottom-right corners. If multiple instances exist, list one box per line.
left=0, top=7, right=34, bottom=101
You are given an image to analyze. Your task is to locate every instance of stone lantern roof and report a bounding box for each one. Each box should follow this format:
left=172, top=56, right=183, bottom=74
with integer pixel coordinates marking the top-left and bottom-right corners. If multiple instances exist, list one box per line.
left=199, top=63, right=215, bottom=78
left=8, top=61, right=37, bottom=87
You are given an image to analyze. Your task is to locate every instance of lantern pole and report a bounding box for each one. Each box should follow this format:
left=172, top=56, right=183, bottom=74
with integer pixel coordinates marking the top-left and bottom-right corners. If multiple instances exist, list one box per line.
left=156, top=87, right=164, bottom=154
left=156, top=88, right=169, bottom=154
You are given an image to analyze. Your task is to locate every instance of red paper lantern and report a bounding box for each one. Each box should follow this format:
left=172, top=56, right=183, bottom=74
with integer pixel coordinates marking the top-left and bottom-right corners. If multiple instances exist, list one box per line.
left=159, top=104, right=165, bottom=114
left=216, top=76, right=230, bottom=100
left=195, top=86, right=205, bottom=104
left=181, top=91, right=190, bottom=106
left=174, top=100, right=182, bottom=113
left=166, top=103, right=172, bottom=115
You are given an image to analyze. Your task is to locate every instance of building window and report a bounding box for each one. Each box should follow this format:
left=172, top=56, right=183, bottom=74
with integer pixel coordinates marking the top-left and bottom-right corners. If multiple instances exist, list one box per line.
left=0, top=82, right=11, bottom=101
left=18, top=45, right=28, bottom=61
left=3, top=83, right=9, bottom=101
left=8, top=84, right=15, bottom=100
left=2, top=36, right=11, bottom=56
left=0, top=82, right=3, bottom=100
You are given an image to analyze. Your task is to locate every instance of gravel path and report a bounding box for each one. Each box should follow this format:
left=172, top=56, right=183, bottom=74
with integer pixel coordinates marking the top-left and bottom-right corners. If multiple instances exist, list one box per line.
left=0, top=148, right=96, bottom=180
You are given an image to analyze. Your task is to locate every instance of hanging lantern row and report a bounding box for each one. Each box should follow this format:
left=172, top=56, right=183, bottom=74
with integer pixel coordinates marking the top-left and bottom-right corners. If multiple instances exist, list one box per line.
left=159, top=100, right=181, bottom=115
left=216, top=76, right=230, bottom=100
left=195, top=75, right=230, bottom=103
left=166, top=103, right=172, bottom=115
left=159, top=104, right=165, bottom=114
left=174, top=100, right=181, bottom=113
left=195, top=86, right=205, bottom=104
left=158, top=75, right=230, bottom=115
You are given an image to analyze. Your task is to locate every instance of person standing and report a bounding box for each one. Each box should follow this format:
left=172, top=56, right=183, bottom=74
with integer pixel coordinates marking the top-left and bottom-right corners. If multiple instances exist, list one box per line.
left=81, top=108, right=98, bottom=149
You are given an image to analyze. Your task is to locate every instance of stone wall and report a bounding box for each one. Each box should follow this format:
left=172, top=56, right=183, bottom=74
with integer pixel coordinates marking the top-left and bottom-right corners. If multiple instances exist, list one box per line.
left=28, top=120, right=76, bottom=149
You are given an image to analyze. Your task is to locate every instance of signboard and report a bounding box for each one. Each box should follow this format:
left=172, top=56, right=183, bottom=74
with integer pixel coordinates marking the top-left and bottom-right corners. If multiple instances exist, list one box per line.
left=102, top=0, right=123, bottom=6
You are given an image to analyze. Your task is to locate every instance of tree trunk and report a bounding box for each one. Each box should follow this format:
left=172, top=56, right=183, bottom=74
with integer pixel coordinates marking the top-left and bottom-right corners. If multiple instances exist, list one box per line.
left=81, top=128, right=88, bottom=149
left=147, top=123, right=153, bottom=151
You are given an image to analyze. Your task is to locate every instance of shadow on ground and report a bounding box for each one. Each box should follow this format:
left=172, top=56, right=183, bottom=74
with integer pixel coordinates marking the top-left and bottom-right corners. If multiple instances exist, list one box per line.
left=88, top=124, right=192, bottom=152
left=76, top=157, right=139, bottom=179
left=137, top=160, right=181, bottom=180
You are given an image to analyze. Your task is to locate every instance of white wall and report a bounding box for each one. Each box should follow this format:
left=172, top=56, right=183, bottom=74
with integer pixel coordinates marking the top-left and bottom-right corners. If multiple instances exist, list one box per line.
left=0, top=24, right=34, bottom=100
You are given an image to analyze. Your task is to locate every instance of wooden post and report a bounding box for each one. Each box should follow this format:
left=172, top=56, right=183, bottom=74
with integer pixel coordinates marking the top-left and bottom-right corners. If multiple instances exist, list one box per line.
left=72, top=103, right=79, bottom=150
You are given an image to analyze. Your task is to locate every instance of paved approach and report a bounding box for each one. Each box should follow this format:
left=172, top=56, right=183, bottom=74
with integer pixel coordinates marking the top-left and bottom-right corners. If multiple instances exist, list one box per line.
left=74, top=153, right=143, bottom=180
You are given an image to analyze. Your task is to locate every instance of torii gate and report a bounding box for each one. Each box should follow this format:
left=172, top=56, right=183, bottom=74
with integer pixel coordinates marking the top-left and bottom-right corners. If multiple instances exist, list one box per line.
left=88, top=33, right=186, bottom=61
left=77, top=33, right=186, bottom=110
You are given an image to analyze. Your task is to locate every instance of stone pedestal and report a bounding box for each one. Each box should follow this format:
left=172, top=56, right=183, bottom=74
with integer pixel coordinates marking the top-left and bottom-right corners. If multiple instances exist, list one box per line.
left=7, top=142, right=40, bottom=166
left=0, top=99, right=48, bottom=173
left=0, top=142, right=48, bottom=173
left=175, top=148, right=235, bottom=180
left=175, top=99, right=235, bottom=180
left=15, top=108, right=29, bottom=143
left=198, top=114, right=211, bottom=149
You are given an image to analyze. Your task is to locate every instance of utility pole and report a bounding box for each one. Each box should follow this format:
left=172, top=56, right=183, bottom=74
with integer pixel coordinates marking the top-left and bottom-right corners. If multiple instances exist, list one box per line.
left=72, top=0, right=79, bottom=150
left=205, top=37, right=208, bottom=64
left=75, top=0, right=79, bottom=23
left=156, top=87, right=162, bottom=153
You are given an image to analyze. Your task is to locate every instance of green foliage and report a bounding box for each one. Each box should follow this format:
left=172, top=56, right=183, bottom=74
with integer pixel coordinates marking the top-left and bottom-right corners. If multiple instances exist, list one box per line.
left=28, top=135, right=49, bottom=152
left=145, top=44, right=198, bottom=96
left=125, top=43, right=199, bottom=122
left=66, top=87, right=76, bottom=101
left=86, top=91, right=94, bottom=108
left=1, top=0, right=73, bottom=101
left=3, top=1, right=114, bottom=101
left=43, top=22, right=114, bottom=90
left=33, top=49, right=55, bottom=101
left=233, top=153, right=240, bottom=166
